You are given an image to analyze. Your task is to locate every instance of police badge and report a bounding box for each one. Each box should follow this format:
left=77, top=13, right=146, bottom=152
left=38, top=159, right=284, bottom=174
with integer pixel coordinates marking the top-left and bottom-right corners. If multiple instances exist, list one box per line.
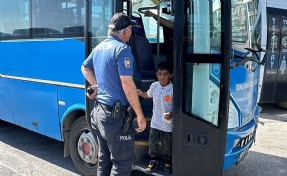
left=124, top=58, right=131, bottom=68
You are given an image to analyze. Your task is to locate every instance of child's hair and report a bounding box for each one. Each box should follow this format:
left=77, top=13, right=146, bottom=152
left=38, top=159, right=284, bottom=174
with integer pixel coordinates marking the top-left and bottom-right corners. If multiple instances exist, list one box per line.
left=157, top=61, right=173, bottom=74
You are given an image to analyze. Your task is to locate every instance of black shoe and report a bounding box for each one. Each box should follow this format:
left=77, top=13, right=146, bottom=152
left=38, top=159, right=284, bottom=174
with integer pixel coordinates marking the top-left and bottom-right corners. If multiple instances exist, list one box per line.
left=164, top=163, right=172, bottom=174
left=146, top=160, right=159, bottom=173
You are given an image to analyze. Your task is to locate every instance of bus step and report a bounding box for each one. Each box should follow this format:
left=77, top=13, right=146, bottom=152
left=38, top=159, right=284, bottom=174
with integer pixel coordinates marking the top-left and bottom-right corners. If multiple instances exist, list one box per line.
left=133, top=158, right=172, bottom=176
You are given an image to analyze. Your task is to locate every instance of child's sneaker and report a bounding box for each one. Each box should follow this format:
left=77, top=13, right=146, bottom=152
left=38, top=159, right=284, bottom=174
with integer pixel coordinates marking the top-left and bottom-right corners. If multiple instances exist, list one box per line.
left=146, top=160, right=159, bottom=173
left=164, top=163, right=172, bottom=174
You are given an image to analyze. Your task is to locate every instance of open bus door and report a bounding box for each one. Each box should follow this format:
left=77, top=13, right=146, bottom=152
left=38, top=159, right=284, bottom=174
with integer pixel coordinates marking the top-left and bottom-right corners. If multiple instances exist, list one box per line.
left=172, top=1, right=231, bottom=175
left=84, top=0, right=115, bottom=133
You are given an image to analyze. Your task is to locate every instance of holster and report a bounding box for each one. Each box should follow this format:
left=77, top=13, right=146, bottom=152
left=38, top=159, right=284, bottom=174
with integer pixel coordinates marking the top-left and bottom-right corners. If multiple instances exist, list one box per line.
left=122, top=107, right=136, bottom=134
left=112, top=101, right=122, bottom=118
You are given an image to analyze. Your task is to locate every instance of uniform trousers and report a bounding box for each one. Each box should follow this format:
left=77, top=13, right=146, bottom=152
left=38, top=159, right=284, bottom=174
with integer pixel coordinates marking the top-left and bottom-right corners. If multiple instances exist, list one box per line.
left=91, top=103, right=134, bottom=176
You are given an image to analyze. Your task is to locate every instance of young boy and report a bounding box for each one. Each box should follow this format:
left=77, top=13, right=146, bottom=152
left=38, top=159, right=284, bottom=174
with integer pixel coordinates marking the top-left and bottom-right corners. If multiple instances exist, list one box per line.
left=137, top=61, right=173, bottom=174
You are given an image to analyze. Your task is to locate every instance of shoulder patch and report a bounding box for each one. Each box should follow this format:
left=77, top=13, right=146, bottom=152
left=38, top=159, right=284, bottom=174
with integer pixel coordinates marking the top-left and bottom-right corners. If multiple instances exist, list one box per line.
left=124, top=57, right=131, bottom=68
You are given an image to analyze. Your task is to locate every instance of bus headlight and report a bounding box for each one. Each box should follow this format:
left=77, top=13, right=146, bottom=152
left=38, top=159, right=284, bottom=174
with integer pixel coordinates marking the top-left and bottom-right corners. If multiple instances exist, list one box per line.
left=228, top=100, right=239, bottom=129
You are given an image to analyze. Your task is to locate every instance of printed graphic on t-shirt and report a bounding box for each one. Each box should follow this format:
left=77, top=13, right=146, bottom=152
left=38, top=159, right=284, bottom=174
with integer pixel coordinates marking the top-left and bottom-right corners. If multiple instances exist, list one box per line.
left=164, top=95, right=171, bottom=102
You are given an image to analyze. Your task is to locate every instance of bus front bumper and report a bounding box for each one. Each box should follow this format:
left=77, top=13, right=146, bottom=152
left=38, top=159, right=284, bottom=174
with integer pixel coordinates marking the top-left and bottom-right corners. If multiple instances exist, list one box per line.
left=223, top=118, right=258, bottom=171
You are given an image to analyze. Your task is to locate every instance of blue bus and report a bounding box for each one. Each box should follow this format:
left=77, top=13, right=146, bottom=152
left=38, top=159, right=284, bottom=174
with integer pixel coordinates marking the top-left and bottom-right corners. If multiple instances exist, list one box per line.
left=0, top=0, right=262, bottom=175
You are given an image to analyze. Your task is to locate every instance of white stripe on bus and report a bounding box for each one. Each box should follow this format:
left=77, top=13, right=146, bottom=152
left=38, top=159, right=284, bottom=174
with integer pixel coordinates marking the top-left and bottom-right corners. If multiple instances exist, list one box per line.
left=0, top=74, right=84, bottom=89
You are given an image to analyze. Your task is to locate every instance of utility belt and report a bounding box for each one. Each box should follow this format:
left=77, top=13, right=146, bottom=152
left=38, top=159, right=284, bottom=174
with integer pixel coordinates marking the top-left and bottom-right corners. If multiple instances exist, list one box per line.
left=95, top=100, right=135, bottom=134
left=95, top=101, right=127, bottom=117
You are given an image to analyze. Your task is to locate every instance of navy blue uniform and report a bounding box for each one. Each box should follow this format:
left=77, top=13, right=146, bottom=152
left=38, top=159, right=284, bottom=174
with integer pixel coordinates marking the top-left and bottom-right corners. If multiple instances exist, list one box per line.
left=83, top=36, right=135, bottom=176
left=83, top=36, right=133, bottom=106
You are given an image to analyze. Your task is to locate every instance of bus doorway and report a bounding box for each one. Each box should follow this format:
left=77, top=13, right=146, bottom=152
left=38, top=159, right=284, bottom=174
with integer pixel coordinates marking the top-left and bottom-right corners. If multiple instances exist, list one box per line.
left=124, top=0, right=231, bottom=175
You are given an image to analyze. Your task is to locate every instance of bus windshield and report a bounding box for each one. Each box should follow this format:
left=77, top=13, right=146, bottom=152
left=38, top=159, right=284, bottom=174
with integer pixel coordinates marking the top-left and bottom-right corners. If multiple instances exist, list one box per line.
left=231, top=0, right=259, bottom=43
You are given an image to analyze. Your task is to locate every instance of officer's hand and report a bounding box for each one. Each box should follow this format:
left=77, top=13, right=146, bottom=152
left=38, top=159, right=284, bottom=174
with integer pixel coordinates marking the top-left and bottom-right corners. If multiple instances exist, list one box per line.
left=135, top=115, right=146, bottom=133
left=86, top=85, right=98, bottom=99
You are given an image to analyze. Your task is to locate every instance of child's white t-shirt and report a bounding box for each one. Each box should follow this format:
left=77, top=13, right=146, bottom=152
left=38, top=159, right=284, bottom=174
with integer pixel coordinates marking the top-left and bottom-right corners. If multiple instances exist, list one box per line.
left=147, top=81, right=173, bottom=132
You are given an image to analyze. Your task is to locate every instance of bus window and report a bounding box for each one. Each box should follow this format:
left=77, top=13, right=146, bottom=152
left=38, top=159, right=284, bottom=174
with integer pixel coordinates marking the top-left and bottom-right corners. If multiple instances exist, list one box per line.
left=185, top=0, right=222, bottom=54
left=183, top=0, right=222, bottom=126
left=231, top=0, right=259, bottom=44
left=129, top=0, right=167, bottom=43
left=231, top=2, right=248, bottom=43
left=183, top=62, right=221, bottom=126
left=91, top=1, right=112, bottom=36
left=90, top=0, right=112, bottom=48
left=247, top=0, right=259, bottom=26
left=251, top=15, right=262, bottom=48
left=32, top=0, right=85, bottom=38
left=0, top=0, right=30, bottom=40
left=249, top=0, right=261, bottom=48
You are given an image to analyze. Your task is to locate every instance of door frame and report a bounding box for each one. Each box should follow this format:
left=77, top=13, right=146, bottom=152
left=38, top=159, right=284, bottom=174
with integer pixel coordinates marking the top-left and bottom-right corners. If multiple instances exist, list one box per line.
left=172, top=1, right=231, bottom=175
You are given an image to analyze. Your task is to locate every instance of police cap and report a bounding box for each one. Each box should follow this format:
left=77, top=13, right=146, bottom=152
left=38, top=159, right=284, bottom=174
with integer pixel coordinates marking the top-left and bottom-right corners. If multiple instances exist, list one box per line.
left=109, top=13, right=137, bottom=31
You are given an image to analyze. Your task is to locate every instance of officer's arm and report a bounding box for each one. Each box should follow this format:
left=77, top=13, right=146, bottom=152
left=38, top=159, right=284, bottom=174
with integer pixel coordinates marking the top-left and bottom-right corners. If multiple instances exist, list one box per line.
left=81, top=65, right=97, bottom=86
left=120, top=76, right=146, bottom=132
left=81, top=65, right=98, bottom=99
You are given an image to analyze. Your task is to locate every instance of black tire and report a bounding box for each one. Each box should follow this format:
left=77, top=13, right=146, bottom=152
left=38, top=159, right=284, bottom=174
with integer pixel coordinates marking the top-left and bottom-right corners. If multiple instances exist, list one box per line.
left=277, top=102, right=287, bottom=109
left=69, top=116, right=98, bottom=176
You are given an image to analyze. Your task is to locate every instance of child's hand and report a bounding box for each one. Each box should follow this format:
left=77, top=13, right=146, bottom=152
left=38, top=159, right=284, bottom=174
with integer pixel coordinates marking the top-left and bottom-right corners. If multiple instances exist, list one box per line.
left=163, top=112, right=173, bottom=121
left=137, top=89, right=143, bottom=96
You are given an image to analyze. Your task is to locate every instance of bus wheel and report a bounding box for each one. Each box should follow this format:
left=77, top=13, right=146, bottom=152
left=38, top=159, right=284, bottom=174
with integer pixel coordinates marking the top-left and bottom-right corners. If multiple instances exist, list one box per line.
left=69, top=116, right=98, bottom=176
left=278, top=102, right=287, bottom=109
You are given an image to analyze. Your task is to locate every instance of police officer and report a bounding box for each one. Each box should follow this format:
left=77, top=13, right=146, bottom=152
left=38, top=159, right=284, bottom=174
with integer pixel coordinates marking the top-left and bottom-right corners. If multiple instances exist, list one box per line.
left=81, top=13, right=147, bottom=176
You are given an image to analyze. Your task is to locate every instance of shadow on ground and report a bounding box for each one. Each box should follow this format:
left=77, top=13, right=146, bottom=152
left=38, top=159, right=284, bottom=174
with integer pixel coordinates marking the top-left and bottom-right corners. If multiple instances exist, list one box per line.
left=259, top=104, right=287, bottom=122
left=0, top=120, right=80, bottom=175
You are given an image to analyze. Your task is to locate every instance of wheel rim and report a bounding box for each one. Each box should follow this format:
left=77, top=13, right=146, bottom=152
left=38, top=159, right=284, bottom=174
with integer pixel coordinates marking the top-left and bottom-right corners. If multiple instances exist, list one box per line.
left=77, top=130, right=98, bottom=165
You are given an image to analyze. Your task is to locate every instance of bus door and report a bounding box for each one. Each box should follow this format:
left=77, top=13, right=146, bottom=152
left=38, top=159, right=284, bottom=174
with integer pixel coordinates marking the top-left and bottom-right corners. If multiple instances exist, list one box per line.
left=84, top=0, right=114, bottom=128
left=260, top=8, right=287, bottom=103
left=173, top=1, right=231, bottom=175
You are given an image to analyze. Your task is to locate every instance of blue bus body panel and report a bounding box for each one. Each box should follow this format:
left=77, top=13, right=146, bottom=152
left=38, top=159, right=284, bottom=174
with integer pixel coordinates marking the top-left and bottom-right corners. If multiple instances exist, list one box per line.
left=0, top=39, right=85, bottom=140
left=0, top=78, right=14, bottom=124
left=223, top=61, right=260, bottom=170
left=10, top=80, right=61, bottom=140
left=224, top=119, right=257, bottom=170
left=0, top=39, right=84, bottom=84
left=229, top=66, right=259, bottom=119
left=58, top=86, right=86, bottom=138
left=60, top=102, right=86, bottom=126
